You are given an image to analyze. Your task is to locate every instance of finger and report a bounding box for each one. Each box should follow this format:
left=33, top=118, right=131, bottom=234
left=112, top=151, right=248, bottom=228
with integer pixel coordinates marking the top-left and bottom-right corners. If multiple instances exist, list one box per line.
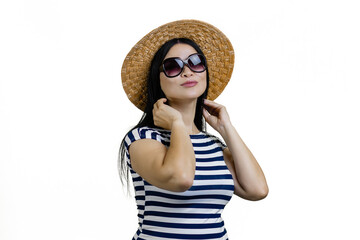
left=155, top=98, right=167, bottom=108
left=204, top=99, right=223, bottom=108
left=202, top=108, right=209, bottom=118
left=153, top=101, right=158, bottom=109
left=202, top=108, right=213, bottom=121
left=203, top=100, right=219, bottom=112
left=202, top=109, right=209, bottom=123
left=204, top=104, right=219, bottom=116
left=203, top=109, right=216, bottom=127
left=158, top=98, right=167, bottom=104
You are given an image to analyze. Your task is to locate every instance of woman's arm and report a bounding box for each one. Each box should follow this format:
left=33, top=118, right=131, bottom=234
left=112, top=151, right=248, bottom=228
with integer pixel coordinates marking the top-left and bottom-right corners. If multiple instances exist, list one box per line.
left=203, top=99, right=268, bottom=200
left=129, top=98, right=196, bottom=192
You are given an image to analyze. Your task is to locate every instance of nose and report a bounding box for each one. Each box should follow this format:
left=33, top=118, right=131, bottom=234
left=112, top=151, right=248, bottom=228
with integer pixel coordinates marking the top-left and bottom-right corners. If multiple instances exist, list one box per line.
left=181, top=65, right=193, bottom=77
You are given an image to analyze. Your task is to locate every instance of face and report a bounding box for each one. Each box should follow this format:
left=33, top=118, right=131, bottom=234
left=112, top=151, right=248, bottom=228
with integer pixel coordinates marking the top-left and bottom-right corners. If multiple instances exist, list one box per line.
left=159, top=43, right=207, bottom=104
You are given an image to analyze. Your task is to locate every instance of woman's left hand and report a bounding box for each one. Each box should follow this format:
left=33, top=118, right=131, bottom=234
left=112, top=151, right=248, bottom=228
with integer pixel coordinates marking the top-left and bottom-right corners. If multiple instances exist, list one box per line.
left=202, top=99, right=232, bottom=135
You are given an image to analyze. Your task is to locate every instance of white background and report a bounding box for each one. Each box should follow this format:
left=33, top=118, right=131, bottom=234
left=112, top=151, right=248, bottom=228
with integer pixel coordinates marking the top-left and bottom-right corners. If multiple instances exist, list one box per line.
left=1, top=0, right=359, bottom=239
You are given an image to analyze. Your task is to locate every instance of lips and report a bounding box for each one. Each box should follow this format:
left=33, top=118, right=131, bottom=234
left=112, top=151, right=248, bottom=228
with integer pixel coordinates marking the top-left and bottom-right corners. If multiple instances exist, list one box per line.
left=181, top=80, right=198, bottom=87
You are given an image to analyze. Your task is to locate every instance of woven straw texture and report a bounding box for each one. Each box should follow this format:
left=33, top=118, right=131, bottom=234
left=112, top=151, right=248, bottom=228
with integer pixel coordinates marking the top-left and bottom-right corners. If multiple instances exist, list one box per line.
left=121, top=19, right=235, bottom=111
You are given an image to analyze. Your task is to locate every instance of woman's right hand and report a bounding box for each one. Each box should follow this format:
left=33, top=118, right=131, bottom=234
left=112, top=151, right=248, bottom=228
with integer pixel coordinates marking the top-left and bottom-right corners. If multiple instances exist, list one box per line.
left=153, top=98, right=183, bottom=130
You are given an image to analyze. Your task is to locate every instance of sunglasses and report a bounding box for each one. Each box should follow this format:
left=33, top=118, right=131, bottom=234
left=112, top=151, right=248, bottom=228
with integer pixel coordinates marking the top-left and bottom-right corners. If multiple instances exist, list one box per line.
left=160, top=53, right=207, bottom=78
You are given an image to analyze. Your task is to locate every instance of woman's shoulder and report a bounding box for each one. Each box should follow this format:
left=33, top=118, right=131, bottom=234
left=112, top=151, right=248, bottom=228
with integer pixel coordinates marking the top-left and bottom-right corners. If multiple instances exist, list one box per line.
left=128, top=126, right=171, bottom=138
left=124, top=126, right=171, bottom=149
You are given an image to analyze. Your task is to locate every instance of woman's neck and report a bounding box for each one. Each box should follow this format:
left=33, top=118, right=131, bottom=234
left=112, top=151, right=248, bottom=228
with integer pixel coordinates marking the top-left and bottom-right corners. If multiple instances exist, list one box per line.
left=168, top=99, right=199, bottom=135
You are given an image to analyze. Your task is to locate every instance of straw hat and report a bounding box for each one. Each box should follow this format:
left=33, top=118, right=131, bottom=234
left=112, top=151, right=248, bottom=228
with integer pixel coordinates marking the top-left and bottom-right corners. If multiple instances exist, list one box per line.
left=121, top=19, right=235, bottom=111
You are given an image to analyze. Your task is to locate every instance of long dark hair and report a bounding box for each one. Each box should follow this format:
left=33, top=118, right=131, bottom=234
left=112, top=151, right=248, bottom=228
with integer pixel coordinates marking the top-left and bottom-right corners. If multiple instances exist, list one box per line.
left=118, top=38, right=210, bottom=186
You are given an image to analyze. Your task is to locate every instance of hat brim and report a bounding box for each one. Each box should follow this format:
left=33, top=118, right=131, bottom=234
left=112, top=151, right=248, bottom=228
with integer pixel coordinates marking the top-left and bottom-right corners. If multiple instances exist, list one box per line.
left=121, top=19, right=235, bottom=111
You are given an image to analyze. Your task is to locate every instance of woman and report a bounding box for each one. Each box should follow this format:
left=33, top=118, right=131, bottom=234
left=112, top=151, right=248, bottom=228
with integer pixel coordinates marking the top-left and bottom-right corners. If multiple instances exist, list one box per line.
left=119, top=20, right=268, bottom=240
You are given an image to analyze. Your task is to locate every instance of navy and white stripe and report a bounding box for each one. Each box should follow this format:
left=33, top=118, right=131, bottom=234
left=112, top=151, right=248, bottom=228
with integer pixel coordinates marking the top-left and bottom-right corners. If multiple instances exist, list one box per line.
left=124, top=127, right=234, bottom=240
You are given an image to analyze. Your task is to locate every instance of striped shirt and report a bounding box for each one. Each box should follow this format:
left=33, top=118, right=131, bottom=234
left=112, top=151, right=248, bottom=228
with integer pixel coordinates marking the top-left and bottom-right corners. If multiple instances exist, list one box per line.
left=124, top=127, right=234, bottom=240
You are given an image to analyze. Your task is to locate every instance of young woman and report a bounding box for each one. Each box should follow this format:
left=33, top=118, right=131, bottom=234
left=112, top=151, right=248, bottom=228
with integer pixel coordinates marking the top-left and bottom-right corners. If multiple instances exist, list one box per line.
left=119, top=20, right=268, bottom=240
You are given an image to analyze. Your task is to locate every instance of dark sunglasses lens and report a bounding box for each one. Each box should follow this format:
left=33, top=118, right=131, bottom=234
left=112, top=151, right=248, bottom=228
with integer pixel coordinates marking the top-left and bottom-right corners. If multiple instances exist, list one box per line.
left=188, top=54, right=206, bottom=72
left=163, top=59, right=183, bottom=77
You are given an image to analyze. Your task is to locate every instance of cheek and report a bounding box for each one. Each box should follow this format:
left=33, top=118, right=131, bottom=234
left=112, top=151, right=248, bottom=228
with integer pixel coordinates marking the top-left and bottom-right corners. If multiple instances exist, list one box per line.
left=159, top=75, right=174, bottom=96
left=159, top=74, right=167, bottom=90
left=199, top=73, right=207, bottom=90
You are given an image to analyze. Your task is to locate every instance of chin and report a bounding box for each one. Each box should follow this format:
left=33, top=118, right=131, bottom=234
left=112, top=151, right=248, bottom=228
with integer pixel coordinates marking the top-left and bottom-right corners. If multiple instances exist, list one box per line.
left=166, top=85, right=206, bottom=101
left=182, top=91, right=204, bottom=100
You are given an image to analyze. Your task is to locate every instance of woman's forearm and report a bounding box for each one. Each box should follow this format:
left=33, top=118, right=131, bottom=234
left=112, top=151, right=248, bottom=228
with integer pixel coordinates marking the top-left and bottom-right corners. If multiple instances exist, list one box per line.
left=221, top=123, right=268, bottom=198
left=162, top=120, right=196, bottom=191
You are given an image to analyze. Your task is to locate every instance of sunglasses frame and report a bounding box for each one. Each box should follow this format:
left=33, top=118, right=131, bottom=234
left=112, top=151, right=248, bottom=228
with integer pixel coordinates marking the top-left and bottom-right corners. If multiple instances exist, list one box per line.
left=159, top=53, right=207, bottom=78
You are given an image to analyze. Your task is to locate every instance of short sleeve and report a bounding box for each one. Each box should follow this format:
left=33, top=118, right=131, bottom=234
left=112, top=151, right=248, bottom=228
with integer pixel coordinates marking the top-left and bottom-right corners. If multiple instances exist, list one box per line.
left=123, top=127, right=170, bottom=167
